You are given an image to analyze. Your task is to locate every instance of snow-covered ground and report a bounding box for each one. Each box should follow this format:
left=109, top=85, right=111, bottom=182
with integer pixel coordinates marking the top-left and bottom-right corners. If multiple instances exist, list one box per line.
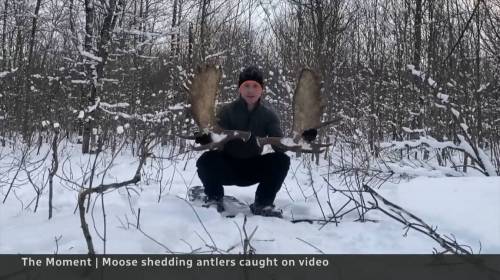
left=0, top=142, right=499, bottom=254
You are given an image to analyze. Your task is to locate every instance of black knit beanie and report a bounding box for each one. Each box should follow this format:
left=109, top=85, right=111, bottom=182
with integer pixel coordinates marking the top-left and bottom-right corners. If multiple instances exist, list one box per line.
left=238, top=66, right=264, bottom=87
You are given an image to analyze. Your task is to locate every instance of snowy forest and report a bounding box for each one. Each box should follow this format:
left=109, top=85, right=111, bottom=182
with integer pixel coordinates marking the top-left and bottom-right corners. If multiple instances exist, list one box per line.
left=0, top=0, right=499, bottom=255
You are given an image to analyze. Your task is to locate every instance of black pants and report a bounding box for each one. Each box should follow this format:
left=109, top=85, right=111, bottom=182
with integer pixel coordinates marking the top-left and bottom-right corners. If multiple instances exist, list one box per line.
left=196, top=151, right=290, bottom=206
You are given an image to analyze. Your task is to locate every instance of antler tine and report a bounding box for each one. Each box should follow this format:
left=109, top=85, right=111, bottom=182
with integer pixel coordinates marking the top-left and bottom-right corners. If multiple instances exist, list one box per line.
left=311, top=117, right=343, bottom=130
left=257, top=137, right=330, bottom=153
left=191, top=130, right=252, bottom=151
left=191, top=141, right=224, bottom=151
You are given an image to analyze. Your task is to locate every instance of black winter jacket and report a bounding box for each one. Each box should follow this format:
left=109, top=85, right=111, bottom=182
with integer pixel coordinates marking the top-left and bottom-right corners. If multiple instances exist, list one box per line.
left=217, top=97, right=284, bottom=158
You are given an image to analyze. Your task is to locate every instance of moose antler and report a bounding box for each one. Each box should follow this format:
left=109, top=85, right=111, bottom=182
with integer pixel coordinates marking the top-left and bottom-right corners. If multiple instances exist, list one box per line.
left=293, top=69, right=323, bottom=136
left=188, top=64, right=221, bottom=130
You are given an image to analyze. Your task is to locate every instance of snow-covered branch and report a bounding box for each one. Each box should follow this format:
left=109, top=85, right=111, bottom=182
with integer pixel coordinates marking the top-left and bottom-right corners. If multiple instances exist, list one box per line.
left=0, top=68, right=18, bottom=78
left=406, top=64, right=497, bottom=176
left=381, top=135, right=496, bottom=176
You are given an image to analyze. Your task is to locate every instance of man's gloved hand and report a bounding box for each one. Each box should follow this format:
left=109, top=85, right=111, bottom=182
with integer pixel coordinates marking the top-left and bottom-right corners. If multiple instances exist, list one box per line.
left=195, top=133, right=212, bottom=145
left=301, top=128, right=318, bottom=142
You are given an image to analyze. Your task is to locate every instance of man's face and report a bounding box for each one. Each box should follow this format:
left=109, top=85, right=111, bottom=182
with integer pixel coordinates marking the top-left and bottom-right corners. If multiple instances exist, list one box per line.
left=239, top=80, right=263, bottom=106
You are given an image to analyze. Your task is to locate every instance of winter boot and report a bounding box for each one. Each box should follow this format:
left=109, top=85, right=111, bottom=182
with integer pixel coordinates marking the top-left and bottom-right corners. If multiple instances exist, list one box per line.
left=249, top=203, right=283, bottom=218
left=203, top=196, right=225, bottom=213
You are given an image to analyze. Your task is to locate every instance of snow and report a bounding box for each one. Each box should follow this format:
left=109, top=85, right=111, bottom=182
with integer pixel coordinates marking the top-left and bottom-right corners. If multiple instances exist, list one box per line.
left=434, top=101, right=448, bottom=108
left=116, top=126, right=124, bottom=134
left=99, top=108, right=132, bottom=119
left=378, top=177, right=500, bottom=251
left=87, top=97, right=101, bottom=113
left=80, top=50, right=103, bottom=62
left=460, top=123, right=469, bottom=132
left=47, top=76, right=60, bottom=82
left=477, top=83, right=489, bottom=93
left=407, top=64, right=425, bottom=81
left=100, top=102, right=129, bottom=109
left=451, top=108, right=460, bottom=118
left=0, top=68, right=18, bottom=78
left=168, top=103, right=186, bottom=110
left=436, top=92, right=449, bottom=102
left=102, top=78, right=120, bottom=84
left=204, top=51, right=226, bottom=60
left=427, top=77, right=436, bottom=88
left=0, top=143, right=498, bottom=254
left=402, top=127, right=425, bottom=133
left=182, top=82, right=190, bottom=92
left=115, top=28, right=163, bottom=38
left=71, top=80, right=89, bottom=84
left=0, top=71, right=10, bottom=78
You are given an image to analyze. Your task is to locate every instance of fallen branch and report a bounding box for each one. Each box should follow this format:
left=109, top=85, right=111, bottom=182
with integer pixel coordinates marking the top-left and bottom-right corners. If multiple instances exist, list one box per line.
left=77, top=134, right=156, bottom=255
